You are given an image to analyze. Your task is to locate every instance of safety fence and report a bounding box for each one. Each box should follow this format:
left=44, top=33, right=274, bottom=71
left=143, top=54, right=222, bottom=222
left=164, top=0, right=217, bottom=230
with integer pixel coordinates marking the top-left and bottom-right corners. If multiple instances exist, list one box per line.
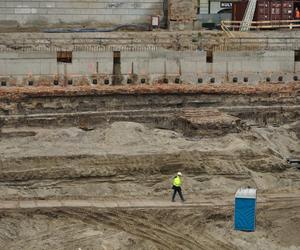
left=221, top=19, right=300, bottom=37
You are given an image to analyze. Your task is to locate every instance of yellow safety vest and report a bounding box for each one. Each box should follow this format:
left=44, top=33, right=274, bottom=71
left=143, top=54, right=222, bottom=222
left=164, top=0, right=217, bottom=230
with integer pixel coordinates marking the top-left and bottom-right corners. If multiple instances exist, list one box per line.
left=173, top=176, right=182, bottom=187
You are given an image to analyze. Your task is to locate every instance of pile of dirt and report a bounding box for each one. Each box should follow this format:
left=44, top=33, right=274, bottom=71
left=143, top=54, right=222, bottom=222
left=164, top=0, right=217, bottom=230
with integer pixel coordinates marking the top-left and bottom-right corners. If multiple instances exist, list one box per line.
left=0, top=121, right=298, bottom=200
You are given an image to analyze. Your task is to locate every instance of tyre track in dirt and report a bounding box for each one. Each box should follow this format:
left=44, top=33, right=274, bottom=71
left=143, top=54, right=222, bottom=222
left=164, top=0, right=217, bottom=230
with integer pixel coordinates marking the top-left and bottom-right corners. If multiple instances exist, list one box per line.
left=0, top=195, right=299, bottom=249
left=0, top=150, right=285, bottom=182
left=59, top=208, right=234, bottom=250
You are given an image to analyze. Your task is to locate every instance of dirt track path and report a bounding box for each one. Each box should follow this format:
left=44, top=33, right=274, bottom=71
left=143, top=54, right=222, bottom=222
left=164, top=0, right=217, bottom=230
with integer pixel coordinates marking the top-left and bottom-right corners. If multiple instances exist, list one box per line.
left=1, top=193, right=299, bottom=210
left=0, top=194, right=299, bottom=250
left=0, top=200, right=227, bottom=210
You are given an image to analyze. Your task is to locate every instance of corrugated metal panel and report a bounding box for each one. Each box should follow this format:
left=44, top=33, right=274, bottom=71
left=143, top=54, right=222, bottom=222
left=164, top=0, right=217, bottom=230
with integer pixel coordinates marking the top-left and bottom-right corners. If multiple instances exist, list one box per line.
left=232, top=0, right=298, bottom=21
left=270, top=2, right=282, bottom=20
left=256, top=0, right=270, bottom=20
left=282, top=1, right=293, bottom=19
left=232, top=1, right=248, bottom=20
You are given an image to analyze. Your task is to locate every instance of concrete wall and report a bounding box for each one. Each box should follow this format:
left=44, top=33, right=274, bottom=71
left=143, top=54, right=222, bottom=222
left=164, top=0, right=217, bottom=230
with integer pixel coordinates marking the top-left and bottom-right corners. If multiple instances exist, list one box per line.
left=0, top=50, right=298, bottom=85
left=213, top=51, right=294, bottom=72
left=205, top=50, right=296, bottom=83
left=0, top=0, right=163, bottom=27
left=199, top=0, right=209, bottom=14
left=0, top=51, right=113, bottom=75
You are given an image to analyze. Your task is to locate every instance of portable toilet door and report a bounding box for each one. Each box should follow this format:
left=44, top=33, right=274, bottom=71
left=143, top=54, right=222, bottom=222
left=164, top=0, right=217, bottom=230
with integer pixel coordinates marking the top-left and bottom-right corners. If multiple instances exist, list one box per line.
left=234, top=188, right=257, bottom=232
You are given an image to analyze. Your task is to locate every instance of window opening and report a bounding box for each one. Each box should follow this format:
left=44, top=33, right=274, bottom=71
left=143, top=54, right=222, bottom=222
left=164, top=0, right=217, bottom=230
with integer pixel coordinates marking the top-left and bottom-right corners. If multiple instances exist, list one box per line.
left=206, top=50, right=213, bottom=63
left=57, top=51, right=72, bottom=63
left=295, top=50, right=300, bottom=62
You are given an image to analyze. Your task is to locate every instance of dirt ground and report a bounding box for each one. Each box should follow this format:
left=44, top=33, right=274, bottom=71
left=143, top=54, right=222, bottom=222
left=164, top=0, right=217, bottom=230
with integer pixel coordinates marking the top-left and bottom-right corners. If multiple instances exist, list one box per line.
left=0, top=200, right=299, bottom=250
left=0, top=119, right=299, bottom=249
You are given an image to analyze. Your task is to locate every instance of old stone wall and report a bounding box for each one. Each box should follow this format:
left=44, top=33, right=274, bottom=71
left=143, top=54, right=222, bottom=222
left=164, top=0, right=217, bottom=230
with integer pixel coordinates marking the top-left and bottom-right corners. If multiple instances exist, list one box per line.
left=168, top=0, right=197, bottom=30
left=0, top=0, right=163, bottom=28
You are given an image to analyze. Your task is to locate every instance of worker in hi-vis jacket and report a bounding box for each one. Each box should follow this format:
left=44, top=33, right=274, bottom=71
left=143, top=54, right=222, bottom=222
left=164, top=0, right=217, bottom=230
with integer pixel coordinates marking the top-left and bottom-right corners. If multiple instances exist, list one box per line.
left=171, top=172, right=185, bottom=202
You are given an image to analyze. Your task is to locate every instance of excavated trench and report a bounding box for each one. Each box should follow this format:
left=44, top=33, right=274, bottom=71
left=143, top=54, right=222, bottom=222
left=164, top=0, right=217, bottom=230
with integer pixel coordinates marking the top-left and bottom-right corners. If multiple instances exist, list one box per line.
left=0, top=84, right=299, bottom=249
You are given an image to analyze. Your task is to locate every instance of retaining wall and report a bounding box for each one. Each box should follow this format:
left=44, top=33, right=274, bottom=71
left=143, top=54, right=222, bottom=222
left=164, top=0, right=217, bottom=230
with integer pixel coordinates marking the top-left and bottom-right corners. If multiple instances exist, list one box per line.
left=0, top=50, right=298, bottom=85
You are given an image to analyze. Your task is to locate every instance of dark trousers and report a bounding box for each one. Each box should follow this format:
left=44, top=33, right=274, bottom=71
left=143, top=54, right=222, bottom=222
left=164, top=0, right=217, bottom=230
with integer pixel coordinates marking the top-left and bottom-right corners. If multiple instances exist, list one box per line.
left=172, top=186, right=184, bottom=201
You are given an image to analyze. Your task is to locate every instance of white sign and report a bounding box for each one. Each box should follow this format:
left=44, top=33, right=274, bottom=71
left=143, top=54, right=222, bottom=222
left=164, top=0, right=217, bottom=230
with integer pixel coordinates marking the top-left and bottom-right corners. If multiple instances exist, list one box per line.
left=152, top=16, right=159, bottom=27
left=220, top=2, right=232, bottom=8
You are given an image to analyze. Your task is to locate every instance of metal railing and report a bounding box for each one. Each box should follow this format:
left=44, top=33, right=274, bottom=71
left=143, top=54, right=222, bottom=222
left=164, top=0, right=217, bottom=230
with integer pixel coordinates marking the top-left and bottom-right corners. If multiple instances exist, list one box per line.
left=221, top=22, right=235, bottom=38
left=222, top=19, right=300, bottom=33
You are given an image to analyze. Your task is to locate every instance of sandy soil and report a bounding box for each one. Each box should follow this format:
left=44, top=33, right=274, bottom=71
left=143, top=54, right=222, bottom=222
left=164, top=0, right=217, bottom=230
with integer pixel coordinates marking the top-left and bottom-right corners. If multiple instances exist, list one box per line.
left=0, top=200, right=299, bottom=250
left=0, top=121, right=299, bottom=249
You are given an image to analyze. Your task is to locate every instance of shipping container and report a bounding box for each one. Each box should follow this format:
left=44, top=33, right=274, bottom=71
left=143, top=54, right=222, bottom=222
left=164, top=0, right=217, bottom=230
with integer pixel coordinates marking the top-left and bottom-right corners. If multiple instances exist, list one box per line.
left=257, top=0, right=270, bottom=20
left=232, top=0, right=300, bottom=21
left=232, top=1, right=248, bottom=20
left=282, top=1, right=293, bottom=19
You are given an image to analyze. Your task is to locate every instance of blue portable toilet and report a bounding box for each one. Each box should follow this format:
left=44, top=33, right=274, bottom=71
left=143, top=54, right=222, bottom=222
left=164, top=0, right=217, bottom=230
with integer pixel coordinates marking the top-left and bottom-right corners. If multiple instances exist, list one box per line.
left=234, top=188, right=257, bottom=232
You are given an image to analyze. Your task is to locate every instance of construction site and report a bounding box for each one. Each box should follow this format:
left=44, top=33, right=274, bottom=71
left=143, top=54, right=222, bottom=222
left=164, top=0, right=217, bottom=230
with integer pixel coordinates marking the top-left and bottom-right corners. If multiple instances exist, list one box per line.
left=0, top=0, right=300, bottom=249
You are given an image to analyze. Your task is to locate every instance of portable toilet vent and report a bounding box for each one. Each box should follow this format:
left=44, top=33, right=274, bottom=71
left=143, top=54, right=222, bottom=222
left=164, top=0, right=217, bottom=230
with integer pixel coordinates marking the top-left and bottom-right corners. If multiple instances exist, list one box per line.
left=234, top=188, right=257, bottom=232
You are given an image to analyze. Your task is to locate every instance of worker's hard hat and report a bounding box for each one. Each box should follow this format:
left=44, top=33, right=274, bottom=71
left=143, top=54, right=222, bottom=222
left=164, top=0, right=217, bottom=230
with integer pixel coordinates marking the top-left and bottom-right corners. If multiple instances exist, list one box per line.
left=177, top=172, right=182, bottom=176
